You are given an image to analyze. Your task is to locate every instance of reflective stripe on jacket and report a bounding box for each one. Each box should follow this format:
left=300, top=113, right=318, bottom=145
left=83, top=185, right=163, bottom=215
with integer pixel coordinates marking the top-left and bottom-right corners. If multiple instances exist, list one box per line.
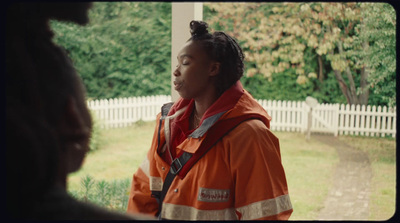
left=127, top=81, right=293, bottom=220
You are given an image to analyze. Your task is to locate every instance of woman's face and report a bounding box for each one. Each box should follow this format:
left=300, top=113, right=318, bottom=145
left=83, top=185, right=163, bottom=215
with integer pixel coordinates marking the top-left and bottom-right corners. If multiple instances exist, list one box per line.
left=65, top=78, right=93, bottom=174
left=173, top=40, right=218, bottom=99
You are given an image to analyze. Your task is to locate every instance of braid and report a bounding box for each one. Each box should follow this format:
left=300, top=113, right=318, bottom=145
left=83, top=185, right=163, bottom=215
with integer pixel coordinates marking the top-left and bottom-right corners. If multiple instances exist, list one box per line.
left=219, top=32, right=245, bottom=63
left=216, top=31, right=245, bottom=83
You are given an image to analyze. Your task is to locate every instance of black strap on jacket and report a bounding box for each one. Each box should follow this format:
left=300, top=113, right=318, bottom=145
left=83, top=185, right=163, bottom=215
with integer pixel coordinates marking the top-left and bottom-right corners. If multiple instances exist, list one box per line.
left=152, top=152, right=192, bottom=219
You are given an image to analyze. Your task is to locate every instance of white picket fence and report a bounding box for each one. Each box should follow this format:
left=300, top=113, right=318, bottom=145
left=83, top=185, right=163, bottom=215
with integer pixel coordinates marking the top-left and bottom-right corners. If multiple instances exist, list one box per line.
left=337, top=104, right=396, bottom=138
left=87, top=95, right=171, bottom=128
left=87, top=95, right=396, bottom=138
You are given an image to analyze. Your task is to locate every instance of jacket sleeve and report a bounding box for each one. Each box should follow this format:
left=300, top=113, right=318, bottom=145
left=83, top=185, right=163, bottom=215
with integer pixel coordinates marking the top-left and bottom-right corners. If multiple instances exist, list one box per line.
left=127, top=116, right=161, bottom=216
left=227, top=119, right=293, bottom=220
left=127, top=166, right=158, bottom=216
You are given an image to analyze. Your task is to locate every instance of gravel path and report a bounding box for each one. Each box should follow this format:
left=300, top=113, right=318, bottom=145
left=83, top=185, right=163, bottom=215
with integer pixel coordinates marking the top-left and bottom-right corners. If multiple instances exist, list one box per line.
left=313, top=134, right=372, bottom=220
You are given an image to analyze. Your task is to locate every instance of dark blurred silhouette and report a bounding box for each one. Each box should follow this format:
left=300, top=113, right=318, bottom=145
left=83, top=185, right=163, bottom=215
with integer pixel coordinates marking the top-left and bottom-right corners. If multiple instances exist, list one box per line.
left=5, top=3, right=153, bottom=220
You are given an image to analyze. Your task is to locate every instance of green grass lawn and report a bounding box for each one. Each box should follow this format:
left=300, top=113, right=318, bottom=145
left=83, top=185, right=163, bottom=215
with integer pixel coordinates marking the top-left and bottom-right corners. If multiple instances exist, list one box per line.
left=276, top=131, right=339, bottom=220
left=67, top=121, right=396, bottom=220
left=68, top=121, right=154, bottom=190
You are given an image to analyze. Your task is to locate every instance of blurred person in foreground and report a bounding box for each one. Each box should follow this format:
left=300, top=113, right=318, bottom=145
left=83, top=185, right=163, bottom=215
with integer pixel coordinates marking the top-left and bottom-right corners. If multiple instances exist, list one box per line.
left=5, top=2, right=153, bottom=220
left=127, top=20, right=293, bottom=220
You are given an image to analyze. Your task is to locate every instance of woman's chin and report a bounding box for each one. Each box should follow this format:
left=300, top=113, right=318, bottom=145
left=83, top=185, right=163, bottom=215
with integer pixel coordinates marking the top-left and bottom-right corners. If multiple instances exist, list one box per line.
left=178, top=94, right=193, bottom=100
left=177, top=91, right=188, bottom=99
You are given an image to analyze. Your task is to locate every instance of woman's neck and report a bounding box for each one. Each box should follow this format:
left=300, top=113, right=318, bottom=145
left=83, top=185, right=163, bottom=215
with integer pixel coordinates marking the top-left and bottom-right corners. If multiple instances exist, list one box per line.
left=193, top=92, right=219, bottom=119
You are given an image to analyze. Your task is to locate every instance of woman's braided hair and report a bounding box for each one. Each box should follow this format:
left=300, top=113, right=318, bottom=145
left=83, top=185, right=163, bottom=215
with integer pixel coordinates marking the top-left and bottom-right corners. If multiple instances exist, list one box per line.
left=189, top=20, right=245, bottom=95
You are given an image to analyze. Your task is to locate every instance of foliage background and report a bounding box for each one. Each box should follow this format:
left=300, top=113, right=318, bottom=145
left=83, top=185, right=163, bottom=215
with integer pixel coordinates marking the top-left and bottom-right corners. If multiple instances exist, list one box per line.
left=51, top=2, right=396, bottom=107
left=51, top=2, right=171, bottom=99
left=203, top=2, right=396, bottom=106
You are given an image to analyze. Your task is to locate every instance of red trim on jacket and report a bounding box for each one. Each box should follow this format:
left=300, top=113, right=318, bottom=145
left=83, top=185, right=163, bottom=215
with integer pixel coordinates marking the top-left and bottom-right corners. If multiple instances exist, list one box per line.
left=166, top=81, right=245, bottom=160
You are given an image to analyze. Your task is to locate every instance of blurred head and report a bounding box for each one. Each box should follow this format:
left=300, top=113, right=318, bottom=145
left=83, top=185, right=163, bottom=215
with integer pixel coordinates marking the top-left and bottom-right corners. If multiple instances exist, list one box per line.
left=6, top=41, right=93, bottom=181
left=6, top=2, right=93, bottom=217
left=6, top=2, right=92, bottom=25
left=172, top=20, right=245, bottom=99
left=37, top=2, right=93, bottom=25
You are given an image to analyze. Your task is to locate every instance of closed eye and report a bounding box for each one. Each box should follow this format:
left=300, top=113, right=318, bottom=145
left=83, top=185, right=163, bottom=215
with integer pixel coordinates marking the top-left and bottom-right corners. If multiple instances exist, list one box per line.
left=177, top=54, right=193, bottom=66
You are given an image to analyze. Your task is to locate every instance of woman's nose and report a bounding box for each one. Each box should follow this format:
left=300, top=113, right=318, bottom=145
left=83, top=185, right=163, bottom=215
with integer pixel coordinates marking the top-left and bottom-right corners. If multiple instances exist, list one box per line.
left=173, top=66, right=180, bottom=77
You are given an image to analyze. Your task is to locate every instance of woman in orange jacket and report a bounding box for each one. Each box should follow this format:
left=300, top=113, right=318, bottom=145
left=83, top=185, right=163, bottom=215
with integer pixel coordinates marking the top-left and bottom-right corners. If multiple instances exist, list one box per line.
left=127, top=20, right=293, bottom=220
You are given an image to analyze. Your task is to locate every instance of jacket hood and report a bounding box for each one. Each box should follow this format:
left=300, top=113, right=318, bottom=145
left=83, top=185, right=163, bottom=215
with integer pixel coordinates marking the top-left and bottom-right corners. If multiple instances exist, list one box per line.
left=169, top=81, right=271, bottom=130
left=160, top=80, right=272, bottom=162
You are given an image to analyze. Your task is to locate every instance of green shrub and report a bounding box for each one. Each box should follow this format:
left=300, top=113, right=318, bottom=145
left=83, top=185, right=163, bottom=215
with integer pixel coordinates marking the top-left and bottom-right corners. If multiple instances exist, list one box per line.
left=51, top=2, right=172, bottom=99
left=68, top=175, right=131, bottom=212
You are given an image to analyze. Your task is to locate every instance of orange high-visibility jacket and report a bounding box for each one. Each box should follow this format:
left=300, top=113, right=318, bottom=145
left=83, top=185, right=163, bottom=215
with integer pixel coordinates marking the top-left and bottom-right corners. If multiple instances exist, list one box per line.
left=127, top=82, right=293, bottom=220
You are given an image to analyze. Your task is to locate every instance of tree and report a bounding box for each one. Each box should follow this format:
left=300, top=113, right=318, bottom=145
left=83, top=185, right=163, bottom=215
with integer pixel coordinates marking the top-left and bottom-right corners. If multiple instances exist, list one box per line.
left=204, top=2, right=396, bottom=106
left=51, top=2, right=172, bottom=99
left=355, top=3, right=396, bottom=107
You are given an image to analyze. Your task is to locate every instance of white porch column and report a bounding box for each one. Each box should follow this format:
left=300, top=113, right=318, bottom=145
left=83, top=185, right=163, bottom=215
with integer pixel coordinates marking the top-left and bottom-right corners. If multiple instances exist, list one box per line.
left=171, top=2, right=203, bottom=101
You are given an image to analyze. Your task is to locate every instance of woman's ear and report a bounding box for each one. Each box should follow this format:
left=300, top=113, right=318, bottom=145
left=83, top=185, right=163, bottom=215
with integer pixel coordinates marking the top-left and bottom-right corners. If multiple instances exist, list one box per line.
left=209, top=62, right=220, bottom=77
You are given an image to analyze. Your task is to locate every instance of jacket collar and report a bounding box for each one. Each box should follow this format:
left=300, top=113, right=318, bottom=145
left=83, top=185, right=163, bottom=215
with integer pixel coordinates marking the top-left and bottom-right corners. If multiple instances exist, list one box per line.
left=161, top=81, right=272, bottom=156
left=201, top=81, right=244, bottom=120
left=189, top=111, right=226, bottom=138
left=168, top=81, right=245, bottom=138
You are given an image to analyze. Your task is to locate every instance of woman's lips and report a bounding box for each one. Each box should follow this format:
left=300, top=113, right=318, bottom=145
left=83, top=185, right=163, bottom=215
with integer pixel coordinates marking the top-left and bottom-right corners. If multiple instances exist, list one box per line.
left=174, top=81, right=182, bottom=90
